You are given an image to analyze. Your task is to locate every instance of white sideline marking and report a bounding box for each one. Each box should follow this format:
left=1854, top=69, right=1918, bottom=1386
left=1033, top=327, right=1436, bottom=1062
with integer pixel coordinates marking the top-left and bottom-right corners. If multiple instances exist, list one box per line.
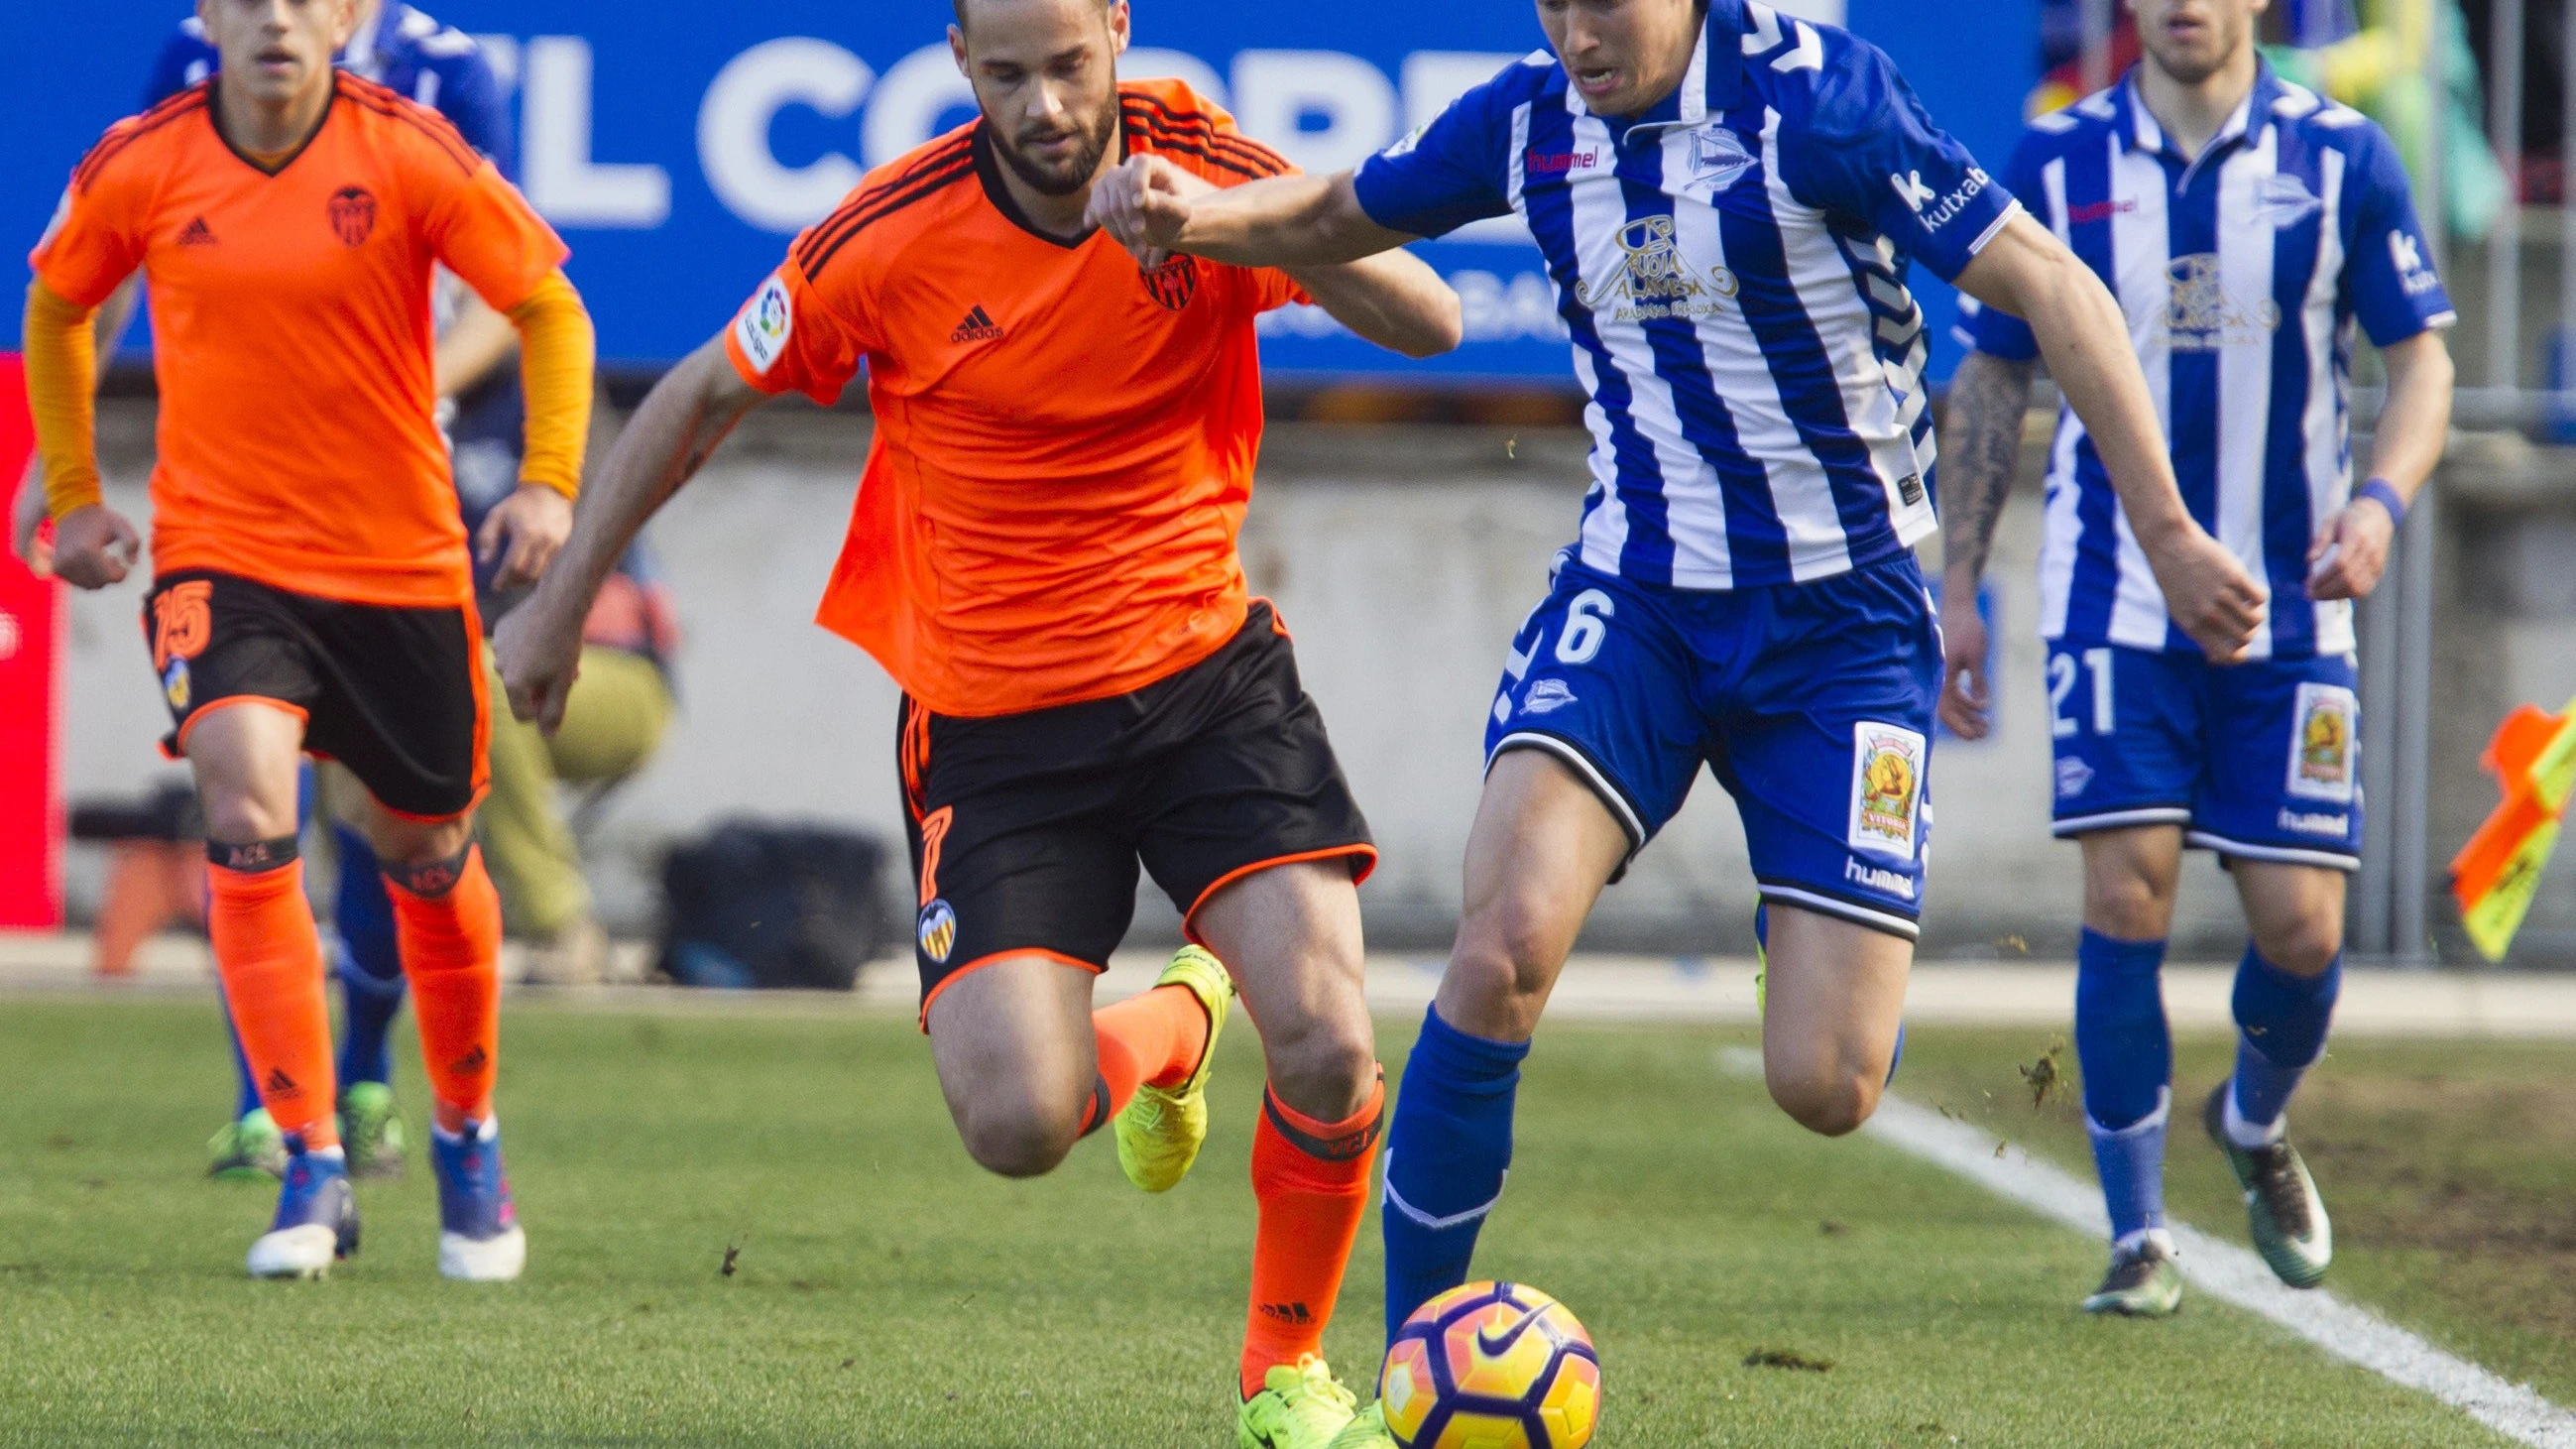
left=1714, top=1047, right=2576, bottom=1448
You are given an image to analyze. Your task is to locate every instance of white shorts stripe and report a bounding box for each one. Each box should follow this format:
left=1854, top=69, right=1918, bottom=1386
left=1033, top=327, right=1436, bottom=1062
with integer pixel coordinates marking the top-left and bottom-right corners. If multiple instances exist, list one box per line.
left=1756, top=883, right=1922, bottom=941
left=2183, top=830, right=2361, bottom=872
left=1488, top=731, right=1648, bottom=851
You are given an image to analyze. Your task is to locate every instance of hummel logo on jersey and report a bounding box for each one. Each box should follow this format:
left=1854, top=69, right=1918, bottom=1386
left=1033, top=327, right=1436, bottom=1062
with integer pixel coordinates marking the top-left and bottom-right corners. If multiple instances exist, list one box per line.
left=177, top=216, right=217, bottom=247
left=951, top=304, right=1004, bottom=343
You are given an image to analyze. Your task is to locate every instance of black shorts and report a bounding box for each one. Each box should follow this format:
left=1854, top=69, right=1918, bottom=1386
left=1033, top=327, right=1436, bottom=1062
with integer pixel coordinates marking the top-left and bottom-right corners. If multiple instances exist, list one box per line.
left=144, top=570, right=488, bottom=820
left=900, top=601, right=1374, bottom=1026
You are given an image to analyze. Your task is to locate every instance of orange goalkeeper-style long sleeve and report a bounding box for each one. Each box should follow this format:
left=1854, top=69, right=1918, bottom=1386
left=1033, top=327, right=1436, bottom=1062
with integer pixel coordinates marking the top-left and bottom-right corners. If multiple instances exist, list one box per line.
left=22, top=280, right=102, bottom=521
left=506, top=269, right=596, bottom=501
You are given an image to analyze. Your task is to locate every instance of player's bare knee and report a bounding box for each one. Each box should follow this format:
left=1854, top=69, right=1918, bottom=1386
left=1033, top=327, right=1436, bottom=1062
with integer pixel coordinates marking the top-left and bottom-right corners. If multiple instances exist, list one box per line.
left=957, top=1100, right=1080, bottom=1178
left=1769, top=1063, right=1878, bottom=1138
left=2252, top=912, right=2343, bottom=977
left=1260, top=1014, right=1376, bottom=1123
left=1447, top=911, right=1561, bottom=1033
left=198, top=794, right=297, bottom=849
left=2083, top=871, right=2173, bottom=941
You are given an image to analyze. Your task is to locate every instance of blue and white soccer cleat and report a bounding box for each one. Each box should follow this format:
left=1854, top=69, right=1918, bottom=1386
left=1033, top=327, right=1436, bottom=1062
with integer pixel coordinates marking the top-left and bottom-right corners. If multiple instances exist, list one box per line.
left=245, top=1139, right=358, bottom=1279
left=431, top=1116, right=526, bottom=1281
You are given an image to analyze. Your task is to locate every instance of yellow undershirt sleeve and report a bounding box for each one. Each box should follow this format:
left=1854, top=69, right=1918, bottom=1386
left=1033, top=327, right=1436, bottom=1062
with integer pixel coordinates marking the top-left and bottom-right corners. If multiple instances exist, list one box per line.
left=506, top=271, right=596, bottom=501
left=23, top=281, right=103, bottom=521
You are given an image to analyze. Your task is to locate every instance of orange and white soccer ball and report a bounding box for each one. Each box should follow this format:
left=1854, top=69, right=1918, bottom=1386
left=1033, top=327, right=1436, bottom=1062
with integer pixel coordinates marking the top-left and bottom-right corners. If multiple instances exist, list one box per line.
left=1379, top=1280, right=1600, bottom=1449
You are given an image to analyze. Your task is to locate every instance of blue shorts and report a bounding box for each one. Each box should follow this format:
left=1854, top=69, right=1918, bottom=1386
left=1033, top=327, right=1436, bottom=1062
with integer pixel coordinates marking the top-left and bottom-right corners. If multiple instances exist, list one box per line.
left=2047, top=644, right=2363, bottom=870
left=1484, top=552, right=1940, bottom=940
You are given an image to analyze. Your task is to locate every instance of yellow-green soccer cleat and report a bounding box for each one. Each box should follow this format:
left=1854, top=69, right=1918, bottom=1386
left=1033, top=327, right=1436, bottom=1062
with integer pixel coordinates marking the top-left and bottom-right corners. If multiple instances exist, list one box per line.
left=2081, top=1237, right=2183, bottom=1316
left=1323, top=1398, right=1398, bottom=1449
left=2204, top=1084, right=2332, bottom=1287
left=208, top=1108, right=289, bottom=1181
left=1113, top=945, right=1232, bottom=1193
left=1239, top=1354, right=1360, bottom=1449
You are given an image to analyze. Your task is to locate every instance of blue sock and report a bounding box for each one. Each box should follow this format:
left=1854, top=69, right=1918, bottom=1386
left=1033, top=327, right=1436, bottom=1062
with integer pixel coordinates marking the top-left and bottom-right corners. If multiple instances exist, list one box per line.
left=2228, top=944, right=2340, bottom=1141
left=331, top=825, right=408, bottom=1089
left=2074, top=927, right=2171, bottom=1242
left=1382, top=1005, right=1528, bottom=1342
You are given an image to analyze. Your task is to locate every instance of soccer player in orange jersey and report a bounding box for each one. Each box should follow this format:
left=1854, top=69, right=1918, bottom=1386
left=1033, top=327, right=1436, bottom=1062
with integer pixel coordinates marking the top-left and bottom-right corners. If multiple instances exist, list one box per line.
left=493, top=0, right=1457, bottom=1438
left=25, top=0, right=595, bottom=1282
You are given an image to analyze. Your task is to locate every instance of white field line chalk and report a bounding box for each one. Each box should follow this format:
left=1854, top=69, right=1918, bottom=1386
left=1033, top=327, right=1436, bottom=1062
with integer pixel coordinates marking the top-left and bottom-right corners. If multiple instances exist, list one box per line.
left=1714, top=1046, right=2576, bottom=1449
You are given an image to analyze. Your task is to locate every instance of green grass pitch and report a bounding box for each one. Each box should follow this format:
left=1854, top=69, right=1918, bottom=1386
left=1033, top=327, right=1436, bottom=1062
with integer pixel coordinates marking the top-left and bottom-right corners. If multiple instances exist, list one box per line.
left=0, top=996, right=2528, bottom=1446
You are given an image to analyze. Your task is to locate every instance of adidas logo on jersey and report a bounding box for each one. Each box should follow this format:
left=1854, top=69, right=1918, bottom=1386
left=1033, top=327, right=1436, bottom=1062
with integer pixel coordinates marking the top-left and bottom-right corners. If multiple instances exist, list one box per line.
left=177, top=216, right=217, bottom=247
left=950, top=304, right=1004, bottom=344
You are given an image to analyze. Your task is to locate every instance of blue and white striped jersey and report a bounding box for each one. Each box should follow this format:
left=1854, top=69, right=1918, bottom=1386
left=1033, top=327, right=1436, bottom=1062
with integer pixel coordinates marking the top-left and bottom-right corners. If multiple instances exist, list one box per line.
left=146, top=4, right=515, bottom=180
left=1967, top=65, right=2453, bottom=660
left=1353, top=0, right=2016, bottom=591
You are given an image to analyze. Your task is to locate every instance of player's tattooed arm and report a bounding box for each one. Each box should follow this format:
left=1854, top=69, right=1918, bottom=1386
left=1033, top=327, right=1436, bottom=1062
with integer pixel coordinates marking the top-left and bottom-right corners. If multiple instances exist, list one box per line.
left=1932, top=349, right=2035, bottom=740
left=494, top=335, right=765, bottom=732
left=1956, top=212, right=2266, bottom=664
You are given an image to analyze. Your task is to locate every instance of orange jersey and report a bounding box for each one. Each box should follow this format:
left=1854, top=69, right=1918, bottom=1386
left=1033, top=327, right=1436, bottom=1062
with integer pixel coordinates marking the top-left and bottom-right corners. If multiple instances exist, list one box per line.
left=30, top=74, right=567, bottom=607
left=722, top=80, right=1307, bottom=718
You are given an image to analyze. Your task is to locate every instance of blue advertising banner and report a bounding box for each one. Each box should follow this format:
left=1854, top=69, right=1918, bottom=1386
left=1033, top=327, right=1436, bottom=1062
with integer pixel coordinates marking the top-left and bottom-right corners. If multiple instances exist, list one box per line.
left=1, top=0, right=2034, bottom=380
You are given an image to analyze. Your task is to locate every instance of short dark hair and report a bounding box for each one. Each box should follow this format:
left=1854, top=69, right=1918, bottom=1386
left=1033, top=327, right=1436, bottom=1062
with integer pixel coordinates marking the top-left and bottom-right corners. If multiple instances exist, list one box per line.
left=951, top=0, right=1112, bottom=30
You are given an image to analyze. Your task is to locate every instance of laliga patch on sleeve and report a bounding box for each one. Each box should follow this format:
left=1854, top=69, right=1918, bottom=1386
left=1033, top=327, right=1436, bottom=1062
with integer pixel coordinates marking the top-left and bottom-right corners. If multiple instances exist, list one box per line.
left=1848, top=721, right=1928, bottom=860
left=2284, top=682, right=2359, bottom=802
left=735, top=272, right=794, bottom=375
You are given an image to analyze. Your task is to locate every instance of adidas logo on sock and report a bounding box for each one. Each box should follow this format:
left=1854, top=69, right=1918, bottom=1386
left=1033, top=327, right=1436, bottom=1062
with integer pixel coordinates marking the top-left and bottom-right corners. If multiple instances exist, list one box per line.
left=177, top=216, right=217, bottom=247
left=264, top=1067, right=301, bottom=1099
left=450, top=1045, right=489, bottom=1076
left=950, top=304, right=1003, bottom=344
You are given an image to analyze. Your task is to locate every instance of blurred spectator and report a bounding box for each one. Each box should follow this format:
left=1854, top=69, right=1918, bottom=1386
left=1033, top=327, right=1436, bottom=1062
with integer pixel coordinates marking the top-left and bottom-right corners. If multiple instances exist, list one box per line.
left=2465, top=0, right=2571, bottom=202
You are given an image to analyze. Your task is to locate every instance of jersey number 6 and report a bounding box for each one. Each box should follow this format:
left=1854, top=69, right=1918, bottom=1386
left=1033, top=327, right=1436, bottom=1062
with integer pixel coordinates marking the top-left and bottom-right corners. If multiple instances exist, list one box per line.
left=1557, top=589, right=1616, bottom=665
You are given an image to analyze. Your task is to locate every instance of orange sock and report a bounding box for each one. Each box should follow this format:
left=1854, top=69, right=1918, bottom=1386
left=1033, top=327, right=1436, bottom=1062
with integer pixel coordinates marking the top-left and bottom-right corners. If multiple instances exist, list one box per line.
left=386, top=845, right=503, bottom=1125
left=1239, top=1070, right=1386, bottom=1397
left=206, top=855, right=338, bottom=1148
left=1084, top=983, right=1214, bottom=1132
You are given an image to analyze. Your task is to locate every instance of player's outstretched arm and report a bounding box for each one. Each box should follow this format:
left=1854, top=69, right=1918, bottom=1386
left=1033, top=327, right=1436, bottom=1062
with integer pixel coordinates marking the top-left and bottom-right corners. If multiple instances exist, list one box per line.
left=2307, top=330, right=2452, bottom=601
left=494, top=334, right=767, bottom=733
left=1283, top=252, right=1463, bottom=360
left=1957, top=213, right=2267, bottom=664
left=1932, top=349, right=2038, bottom=740
left=19, top=280, right=139, bottom=589
left=1089, top=159, right=1417, bottom=270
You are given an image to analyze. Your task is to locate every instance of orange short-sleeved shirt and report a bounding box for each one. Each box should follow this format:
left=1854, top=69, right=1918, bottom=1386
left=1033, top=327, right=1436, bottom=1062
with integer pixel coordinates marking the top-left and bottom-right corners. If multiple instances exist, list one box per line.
left=30, top=74, right=568, bottom=607
left=721, top=79, right=1309, bottom=719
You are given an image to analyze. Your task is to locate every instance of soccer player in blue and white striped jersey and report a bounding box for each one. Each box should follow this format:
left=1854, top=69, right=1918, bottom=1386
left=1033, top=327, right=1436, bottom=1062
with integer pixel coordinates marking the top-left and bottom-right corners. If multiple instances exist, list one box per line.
left=1939, top=0, right=2455, bottom=1315
left=1090, top=0, right=2262, bottom=1419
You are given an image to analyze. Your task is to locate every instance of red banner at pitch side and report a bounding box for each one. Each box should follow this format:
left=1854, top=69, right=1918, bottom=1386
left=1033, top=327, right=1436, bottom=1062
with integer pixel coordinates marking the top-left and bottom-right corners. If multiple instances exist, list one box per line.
left=0, top=352, right=64, bottom=928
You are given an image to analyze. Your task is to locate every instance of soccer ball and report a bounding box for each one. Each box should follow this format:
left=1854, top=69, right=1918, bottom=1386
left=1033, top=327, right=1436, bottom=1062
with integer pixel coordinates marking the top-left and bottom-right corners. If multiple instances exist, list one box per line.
left=1379, top=1281, right=1600, bottom=1449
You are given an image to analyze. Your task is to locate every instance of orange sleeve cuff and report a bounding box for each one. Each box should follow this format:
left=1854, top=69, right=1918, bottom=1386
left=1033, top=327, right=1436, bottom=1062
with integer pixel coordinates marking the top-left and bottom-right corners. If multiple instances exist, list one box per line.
left=506, top=271, right=595, bottom=500
left=23, top=281, right=102, bottom=520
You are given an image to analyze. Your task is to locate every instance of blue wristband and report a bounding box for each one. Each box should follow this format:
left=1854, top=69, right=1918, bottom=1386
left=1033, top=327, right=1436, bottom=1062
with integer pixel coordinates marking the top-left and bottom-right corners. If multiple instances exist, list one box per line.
left=2355, top=478, right=2406, bottom=529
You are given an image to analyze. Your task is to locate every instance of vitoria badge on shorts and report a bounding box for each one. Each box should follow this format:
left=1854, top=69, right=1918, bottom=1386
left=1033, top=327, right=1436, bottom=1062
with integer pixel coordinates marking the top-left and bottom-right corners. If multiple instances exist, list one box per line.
left=1848, top=722, right=1927, bottom=859
left=2285, top=682, right=2359, bottom=803
left=736, top=273, right=794, bottom=375
left=916, top=899, right=957, bottom=963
